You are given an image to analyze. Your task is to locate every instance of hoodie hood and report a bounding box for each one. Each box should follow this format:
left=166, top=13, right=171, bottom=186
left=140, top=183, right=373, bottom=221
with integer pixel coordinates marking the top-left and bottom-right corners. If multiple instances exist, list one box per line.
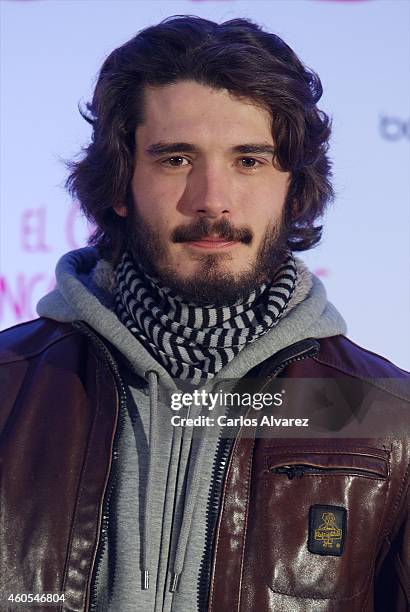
left=37, top=246, right=347, bottom=379
left=37, top=247, right=178, bottom=392
left=36, top=246, right=347, bottom=606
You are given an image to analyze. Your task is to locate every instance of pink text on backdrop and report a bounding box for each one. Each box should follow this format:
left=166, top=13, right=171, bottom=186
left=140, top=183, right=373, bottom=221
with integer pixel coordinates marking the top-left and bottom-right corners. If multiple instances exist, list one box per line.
left=20, top=204, right=95, bottom=253
left=0, top=274, right=56, bottom=322
left=3, top=203, right=329, bottom=325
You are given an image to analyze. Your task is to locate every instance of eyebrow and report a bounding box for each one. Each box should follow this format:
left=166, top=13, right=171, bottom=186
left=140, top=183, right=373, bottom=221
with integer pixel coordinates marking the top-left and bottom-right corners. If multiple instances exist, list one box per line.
left=144, top=141, right=276, bottom=157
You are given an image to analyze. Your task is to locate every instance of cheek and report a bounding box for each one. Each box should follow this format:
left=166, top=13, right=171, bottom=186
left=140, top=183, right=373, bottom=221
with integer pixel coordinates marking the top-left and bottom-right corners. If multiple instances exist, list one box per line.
left=131, top=182, right=169, bottom=227
left=134, top=200, right=178, bottom=241
left=132, top=167, right=184, bottom=214
left=246, top=199, right=284, bottom=234
left=240, top=173, right=288, bottom=213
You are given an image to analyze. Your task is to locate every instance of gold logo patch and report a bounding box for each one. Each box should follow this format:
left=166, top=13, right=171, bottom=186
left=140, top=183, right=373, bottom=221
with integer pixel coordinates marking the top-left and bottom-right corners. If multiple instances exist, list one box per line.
left=314, top=512, right=342, bottom=548
left=308, top=505, right=346, bottom=556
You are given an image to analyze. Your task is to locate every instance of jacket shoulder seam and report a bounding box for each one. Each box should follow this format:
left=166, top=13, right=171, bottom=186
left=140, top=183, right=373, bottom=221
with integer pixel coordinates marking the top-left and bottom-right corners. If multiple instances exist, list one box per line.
left=332, top=336, right=408, bottom=375
left=0, top=324, right=81, bottom=365
left=312, top=353, right=410, bottom=402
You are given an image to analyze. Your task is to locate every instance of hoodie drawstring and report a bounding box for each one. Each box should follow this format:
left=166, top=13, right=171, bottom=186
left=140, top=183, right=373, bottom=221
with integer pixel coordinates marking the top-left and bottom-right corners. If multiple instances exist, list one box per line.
left=141, top=369, right=159, bottom=590
left=141, top=371, right=211, bottom=595
left=169, top=403, right=211, bottom=592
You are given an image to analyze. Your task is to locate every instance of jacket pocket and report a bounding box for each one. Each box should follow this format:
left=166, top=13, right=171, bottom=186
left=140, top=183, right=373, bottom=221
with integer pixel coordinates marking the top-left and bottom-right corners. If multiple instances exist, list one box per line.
left=260, top=447, right=389, bottom=601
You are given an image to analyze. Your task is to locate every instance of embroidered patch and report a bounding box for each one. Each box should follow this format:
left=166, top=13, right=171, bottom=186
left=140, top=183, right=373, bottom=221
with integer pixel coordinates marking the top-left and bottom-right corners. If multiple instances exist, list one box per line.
left=308, top=505, right=346, bottom=556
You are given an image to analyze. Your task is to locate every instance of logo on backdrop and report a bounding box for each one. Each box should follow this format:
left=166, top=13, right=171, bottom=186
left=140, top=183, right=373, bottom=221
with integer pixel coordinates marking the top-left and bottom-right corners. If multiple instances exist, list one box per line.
left=379, top=115, right=410, bottom=141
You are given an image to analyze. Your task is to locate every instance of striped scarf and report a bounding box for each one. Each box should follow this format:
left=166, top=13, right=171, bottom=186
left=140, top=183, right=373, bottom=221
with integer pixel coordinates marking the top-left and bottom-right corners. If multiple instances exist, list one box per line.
left=114, top=251, right=297, bottom=384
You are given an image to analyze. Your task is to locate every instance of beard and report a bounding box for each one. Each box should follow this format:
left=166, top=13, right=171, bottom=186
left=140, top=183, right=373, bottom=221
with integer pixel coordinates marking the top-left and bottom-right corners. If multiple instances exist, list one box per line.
left=125, top=205, right=289, bottom=307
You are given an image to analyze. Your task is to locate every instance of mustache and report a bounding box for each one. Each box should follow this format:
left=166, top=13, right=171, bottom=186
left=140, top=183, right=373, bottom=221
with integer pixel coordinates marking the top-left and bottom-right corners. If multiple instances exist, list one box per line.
left=171, top=218, right=253, bottom=244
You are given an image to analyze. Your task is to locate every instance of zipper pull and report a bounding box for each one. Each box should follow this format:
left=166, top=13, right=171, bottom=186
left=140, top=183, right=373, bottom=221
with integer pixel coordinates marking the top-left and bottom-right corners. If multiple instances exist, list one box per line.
left=271, top=465, right=307, bottom=480
left=288, top=465, right=306, bottom=479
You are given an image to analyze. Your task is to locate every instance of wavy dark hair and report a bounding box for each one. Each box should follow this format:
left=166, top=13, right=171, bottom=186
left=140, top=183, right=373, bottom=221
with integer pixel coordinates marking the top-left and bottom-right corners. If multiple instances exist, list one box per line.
left=66, top=15, right=334, bottom=265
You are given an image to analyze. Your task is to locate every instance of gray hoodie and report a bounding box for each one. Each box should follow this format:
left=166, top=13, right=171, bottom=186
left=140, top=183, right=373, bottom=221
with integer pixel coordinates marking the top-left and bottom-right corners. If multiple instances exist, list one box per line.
left=37, top=247, right=347, bottom=612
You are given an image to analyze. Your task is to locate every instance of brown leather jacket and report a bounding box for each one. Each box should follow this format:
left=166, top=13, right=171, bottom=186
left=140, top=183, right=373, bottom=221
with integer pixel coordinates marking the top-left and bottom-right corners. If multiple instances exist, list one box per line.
left=0, top=318, right=409, bottom=612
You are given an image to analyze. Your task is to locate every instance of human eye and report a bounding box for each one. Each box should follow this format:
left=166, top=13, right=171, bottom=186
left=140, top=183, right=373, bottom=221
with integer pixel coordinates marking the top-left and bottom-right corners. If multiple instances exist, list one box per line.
left=160, top=156, right=191, bottom=168
left=238, top=157, right=264, bottom=170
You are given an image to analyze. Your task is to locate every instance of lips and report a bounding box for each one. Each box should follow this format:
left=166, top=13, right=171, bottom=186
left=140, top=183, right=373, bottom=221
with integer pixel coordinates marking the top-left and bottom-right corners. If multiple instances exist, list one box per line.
left=187, top=236, right=239, bottom=249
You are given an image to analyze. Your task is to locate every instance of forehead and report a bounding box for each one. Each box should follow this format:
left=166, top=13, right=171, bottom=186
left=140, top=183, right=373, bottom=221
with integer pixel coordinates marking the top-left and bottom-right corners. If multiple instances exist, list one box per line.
left=137, top=80, right=273, bottom=146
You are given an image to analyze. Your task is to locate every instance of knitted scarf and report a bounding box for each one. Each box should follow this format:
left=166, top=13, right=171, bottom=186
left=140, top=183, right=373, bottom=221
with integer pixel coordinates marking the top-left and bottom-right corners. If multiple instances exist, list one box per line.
left=114, top=251, right=297, bottom=384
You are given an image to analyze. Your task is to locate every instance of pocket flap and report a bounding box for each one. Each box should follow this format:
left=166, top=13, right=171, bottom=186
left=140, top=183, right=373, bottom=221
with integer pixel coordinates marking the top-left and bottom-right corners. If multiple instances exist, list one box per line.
left=267, top=451, right=388, bottom=478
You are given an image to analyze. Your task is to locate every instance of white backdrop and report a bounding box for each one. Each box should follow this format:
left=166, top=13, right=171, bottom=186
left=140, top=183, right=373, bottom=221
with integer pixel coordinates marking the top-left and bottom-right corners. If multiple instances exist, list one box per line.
left=1, top=0, right=409, bottom=369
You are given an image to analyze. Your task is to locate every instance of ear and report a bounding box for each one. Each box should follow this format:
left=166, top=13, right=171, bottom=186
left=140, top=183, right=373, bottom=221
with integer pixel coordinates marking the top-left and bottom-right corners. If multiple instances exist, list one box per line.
left=113, top=204, right=127, bottom=218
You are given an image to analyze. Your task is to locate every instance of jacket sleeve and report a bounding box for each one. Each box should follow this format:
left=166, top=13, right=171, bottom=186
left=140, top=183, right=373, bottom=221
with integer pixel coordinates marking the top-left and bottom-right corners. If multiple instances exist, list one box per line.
left=374, top=471, right=410, bottom=611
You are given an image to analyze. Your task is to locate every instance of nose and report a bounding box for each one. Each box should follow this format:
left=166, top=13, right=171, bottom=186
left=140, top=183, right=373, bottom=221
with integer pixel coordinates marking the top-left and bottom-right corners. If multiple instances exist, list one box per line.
left=182, top=163, right=232, bottom=218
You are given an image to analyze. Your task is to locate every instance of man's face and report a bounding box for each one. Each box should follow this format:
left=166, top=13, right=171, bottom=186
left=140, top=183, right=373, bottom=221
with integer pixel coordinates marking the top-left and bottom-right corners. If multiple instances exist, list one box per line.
left=114, top=80, right=291, bottom=305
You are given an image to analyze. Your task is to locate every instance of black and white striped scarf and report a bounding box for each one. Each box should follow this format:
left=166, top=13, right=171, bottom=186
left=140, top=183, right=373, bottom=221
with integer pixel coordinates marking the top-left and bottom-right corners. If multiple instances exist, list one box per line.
left=114, top=251, right=297, bottom=384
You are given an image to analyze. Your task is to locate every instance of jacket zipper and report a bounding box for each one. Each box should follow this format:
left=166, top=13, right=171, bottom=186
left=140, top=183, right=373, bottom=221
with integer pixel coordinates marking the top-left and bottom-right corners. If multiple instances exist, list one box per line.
left=270, top=464, right=385, bottom=480
left=70, top=324, right=319, bottom=610
left=196, top=339, right=320, bottom=611
left=196, top=434, right=235, bottom=611
left=71, top=321, right=128, bottom=612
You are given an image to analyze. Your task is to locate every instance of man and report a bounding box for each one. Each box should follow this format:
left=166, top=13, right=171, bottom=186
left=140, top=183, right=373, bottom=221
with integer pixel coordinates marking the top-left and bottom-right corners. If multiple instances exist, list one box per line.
left=0, top=15, right=408, bottom=612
